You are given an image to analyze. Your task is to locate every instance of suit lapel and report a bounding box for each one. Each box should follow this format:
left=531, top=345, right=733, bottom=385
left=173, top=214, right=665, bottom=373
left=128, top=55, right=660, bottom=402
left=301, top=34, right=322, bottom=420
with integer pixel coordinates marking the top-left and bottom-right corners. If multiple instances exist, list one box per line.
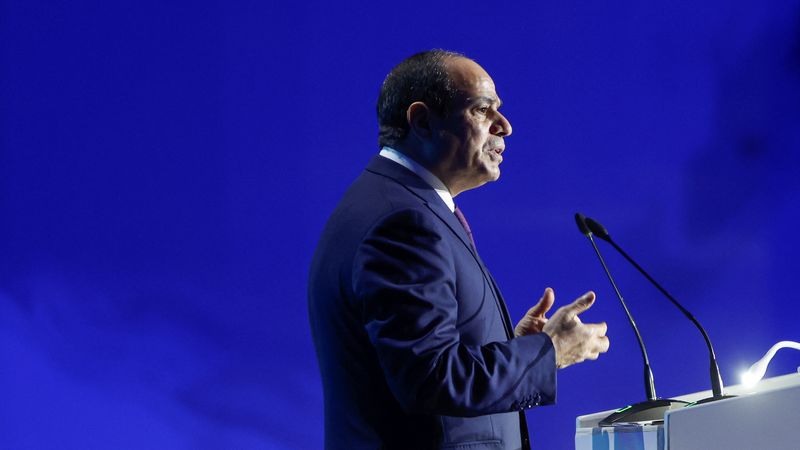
left=429, top=201, right=515, bottom=339
left=365, top=156, right=477, bottom=257
left=365, top=155, right=516, bottom=338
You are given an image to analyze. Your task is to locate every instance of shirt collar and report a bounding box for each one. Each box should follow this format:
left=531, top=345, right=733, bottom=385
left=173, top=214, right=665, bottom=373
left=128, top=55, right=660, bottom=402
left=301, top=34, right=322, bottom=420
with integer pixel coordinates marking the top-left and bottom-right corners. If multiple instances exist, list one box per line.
left=379, top=146, right=455, bottom=213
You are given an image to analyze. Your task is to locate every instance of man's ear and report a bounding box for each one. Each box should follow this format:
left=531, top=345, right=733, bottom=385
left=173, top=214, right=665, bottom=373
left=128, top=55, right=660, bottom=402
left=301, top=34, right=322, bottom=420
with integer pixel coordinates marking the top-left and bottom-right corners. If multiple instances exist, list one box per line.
left=406, top=101, right=433, bottom=140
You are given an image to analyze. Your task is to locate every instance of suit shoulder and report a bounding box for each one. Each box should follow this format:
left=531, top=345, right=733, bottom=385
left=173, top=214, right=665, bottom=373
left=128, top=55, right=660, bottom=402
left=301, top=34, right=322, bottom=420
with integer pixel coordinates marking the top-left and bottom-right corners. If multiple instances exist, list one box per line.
left=328, top=170, right=431, bottom=228
left=348, top=168, right=428, bottom=208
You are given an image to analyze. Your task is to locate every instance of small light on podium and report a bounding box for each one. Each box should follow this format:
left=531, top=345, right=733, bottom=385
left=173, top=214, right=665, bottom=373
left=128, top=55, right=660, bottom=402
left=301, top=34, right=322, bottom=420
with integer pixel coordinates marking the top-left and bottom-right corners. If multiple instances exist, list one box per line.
left=741, top=340, right=800, bottom=387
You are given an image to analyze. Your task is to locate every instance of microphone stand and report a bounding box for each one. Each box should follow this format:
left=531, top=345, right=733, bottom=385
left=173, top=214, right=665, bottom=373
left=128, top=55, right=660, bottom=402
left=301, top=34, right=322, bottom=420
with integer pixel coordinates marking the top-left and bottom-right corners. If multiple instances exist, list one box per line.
left=576, top=214, right=687, bottom=426
left=585, top=217, right=735, bottom=405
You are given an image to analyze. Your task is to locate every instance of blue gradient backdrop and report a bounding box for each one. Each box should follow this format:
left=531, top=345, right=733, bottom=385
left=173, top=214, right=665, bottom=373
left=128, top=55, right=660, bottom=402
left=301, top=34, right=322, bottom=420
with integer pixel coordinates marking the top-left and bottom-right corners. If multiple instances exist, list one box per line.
left=2, top=1, right=799, bottom=448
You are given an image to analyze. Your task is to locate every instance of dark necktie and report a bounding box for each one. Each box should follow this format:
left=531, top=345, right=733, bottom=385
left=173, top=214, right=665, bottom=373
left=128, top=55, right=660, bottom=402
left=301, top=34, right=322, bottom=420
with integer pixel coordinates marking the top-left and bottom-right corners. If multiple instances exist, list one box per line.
left=453, top=206, right=476, bottom=250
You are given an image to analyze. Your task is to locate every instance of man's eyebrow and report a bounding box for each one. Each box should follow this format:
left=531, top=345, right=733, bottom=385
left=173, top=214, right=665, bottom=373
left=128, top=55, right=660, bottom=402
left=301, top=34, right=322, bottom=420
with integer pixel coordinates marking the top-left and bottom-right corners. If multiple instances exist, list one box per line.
left=468, top=95, right=503, bottom=107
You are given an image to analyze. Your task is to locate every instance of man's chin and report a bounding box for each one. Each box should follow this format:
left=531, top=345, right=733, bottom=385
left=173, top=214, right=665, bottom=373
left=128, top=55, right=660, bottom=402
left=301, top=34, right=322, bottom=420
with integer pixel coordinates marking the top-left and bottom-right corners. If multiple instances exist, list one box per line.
left=477, top=172, right=500, bottom=189
left=457, top=168, right=501, bottom=194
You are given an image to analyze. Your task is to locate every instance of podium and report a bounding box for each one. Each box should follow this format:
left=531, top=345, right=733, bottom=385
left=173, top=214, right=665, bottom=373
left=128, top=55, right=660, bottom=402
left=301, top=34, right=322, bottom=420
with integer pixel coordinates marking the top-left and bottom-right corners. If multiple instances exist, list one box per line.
left=575, top=372, right=800, bottom=450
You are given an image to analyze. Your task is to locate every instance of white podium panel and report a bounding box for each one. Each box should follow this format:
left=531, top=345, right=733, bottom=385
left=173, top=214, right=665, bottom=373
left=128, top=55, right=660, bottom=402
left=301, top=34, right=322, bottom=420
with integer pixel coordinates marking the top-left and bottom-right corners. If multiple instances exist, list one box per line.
left=576, top=372, right=800, bottom=450
left=665, top=375, right=800, bottom=450
left=575, top=423, right=663, bottom=450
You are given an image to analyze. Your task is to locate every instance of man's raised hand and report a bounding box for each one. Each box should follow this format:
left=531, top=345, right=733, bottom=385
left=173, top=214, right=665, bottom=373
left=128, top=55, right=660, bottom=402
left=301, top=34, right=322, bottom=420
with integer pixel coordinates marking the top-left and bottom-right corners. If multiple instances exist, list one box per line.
left=541, top=291, right=610, bottom=369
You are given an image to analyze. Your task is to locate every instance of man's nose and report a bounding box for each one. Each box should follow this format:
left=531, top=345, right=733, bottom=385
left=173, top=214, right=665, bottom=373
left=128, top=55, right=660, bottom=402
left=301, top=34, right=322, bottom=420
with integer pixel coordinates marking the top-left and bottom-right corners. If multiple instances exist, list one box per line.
left=491, top=112, right=512, bottom=137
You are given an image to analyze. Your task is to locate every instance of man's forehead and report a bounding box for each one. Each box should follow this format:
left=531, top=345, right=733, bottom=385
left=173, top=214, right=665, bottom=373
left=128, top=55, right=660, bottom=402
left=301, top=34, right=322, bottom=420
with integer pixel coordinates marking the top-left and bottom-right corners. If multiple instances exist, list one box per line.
left=445, top=57, right=500, bottom=103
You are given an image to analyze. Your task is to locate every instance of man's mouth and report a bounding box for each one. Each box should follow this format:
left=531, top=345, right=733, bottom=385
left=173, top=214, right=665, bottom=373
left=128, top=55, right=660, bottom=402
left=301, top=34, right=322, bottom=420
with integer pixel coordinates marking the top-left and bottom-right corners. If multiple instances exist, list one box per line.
left=488, top=146, right=504, bottom=163
left=488, top=151, right=503, bottom=163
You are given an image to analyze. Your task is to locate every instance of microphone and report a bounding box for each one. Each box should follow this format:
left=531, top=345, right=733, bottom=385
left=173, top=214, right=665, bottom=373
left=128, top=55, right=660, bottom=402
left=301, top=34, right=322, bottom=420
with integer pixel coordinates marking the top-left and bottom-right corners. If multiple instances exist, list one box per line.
left=584, top=216, right=734, bottom=404
left=575, top=213, right=687, bottom=426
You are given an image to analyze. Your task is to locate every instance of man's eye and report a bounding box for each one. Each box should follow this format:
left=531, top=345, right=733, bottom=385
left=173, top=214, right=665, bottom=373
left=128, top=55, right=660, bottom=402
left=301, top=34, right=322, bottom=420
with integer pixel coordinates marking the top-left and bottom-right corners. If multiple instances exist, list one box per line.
left=476, top=107, right=489, bottom=114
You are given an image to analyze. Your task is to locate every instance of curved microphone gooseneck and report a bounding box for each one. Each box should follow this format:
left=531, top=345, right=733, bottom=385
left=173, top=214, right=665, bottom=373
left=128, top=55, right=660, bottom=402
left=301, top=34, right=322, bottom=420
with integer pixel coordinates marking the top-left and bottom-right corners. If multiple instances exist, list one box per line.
left=585, top=216, right=734, bottom=404
left=575, top=213, right=687, bottom=426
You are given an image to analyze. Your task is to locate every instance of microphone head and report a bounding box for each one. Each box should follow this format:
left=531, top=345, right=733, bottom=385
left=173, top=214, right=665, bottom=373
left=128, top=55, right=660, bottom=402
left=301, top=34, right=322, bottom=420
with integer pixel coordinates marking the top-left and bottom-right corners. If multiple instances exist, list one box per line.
left=574, top=213, right=592, bottom=237
left=586, top=217, right=611, bottom=241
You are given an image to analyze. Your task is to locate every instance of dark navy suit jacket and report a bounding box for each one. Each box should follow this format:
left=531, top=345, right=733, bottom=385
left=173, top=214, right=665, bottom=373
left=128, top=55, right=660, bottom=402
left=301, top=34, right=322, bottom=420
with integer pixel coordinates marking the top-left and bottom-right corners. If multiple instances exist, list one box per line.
left=308, top=155, right=557, bottom=450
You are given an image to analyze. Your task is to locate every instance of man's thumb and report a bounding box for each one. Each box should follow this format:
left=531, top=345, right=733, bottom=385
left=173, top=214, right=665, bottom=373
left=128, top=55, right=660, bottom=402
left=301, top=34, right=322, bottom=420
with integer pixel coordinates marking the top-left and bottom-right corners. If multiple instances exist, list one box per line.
left=529, top=288, right=555, bottom=317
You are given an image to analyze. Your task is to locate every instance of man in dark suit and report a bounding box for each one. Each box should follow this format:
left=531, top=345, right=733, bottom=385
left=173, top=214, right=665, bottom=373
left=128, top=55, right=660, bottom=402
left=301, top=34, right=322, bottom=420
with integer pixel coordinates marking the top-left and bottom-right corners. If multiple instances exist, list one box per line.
left=308, top=50, right=609, bottom=450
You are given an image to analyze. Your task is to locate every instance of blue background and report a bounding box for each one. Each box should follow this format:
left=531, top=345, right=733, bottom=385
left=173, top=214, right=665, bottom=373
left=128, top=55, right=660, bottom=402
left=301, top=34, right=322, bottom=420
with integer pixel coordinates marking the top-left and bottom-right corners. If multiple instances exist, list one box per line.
left=2, top=1, right=799, bottom=448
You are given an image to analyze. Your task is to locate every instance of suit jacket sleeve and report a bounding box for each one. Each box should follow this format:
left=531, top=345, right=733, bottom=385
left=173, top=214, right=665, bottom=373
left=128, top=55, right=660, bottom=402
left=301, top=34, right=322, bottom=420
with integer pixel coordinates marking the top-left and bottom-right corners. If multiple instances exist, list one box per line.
left=352, top=207, right=557, bottom=417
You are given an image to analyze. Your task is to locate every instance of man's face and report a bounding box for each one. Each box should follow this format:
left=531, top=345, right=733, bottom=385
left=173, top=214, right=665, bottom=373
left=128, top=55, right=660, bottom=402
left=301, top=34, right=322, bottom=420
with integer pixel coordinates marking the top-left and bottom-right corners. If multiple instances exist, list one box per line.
left=429, top=58, right=512, bottom=196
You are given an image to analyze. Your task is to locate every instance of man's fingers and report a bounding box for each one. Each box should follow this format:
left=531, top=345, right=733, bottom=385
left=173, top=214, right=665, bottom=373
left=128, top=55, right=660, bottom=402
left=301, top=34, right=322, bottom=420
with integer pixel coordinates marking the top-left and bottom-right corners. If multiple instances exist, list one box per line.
left=566, top=291, right=596, bottom=316
left=576, top=332, right=610, bottom=363
left=597, top=335, right=610, bottom=353
left=586, top=321, right=607, bottom=336
left=584, top=336, right=610, bottom=360
left=527, top=287, right=555, bottom=318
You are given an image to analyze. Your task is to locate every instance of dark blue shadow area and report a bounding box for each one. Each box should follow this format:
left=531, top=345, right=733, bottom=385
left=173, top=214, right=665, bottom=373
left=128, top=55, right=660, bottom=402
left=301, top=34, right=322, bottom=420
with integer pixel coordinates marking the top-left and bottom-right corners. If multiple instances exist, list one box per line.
left=1, top=0, right=799, bottom=448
